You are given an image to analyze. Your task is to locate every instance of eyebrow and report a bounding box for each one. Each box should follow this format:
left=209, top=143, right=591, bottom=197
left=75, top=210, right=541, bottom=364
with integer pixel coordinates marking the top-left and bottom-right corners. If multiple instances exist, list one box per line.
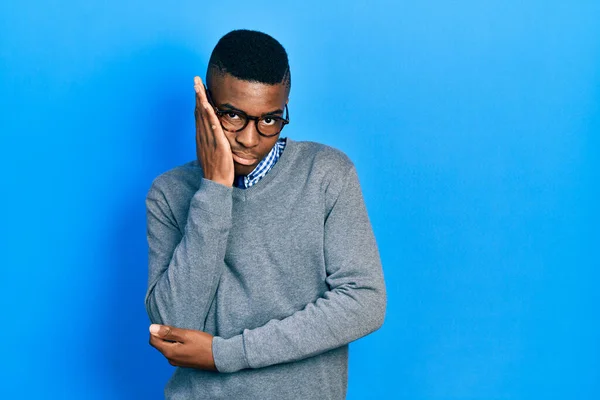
left=219, top=102, right=284, bottom=116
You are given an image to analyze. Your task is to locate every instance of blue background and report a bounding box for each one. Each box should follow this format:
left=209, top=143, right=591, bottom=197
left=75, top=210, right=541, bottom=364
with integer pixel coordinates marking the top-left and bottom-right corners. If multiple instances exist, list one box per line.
left=1, top=1, right=598, bottom=398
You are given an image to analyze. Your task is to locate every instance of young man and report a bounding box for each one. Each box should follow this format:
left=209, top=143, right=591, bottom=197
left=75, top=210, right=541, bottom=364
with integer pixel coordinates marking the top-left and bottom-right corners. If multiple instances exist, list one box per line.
left=145, top=29, right=387, bottom=399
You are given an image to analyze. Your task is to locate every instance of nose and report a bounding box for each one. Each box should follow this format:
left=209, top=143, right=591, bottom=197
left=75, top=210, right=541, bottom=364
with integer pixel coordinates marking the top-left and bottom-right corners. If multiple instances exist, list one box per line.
left=234, top=120, right=260, bottom=148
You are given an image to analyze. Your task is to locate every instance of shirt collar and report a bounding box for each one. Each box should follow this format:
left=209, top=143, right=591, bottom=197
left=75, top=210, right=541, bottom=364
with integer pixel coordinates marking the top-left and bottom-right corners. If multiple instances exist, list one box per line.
left=235, top=137, right=286, bottom=189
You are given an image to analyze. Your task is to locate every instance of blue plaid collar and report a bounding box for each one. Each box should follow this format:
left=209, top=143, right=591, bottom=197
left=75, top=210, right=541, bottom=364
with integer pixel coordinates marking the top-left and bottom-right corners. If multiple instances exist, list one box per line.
left=234, top=137, right=287, bottom=189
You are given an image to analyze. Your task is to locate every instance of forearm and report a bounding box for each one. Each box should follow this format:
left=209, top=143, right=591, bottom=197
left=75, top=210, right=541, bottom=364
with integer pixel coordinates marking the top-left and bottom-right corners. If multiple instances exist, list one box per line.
left=212, top=272, right=386, bottom=372
left=211, top=165, right=387, bottom=373
left=145, top=178, right=233, bottom=330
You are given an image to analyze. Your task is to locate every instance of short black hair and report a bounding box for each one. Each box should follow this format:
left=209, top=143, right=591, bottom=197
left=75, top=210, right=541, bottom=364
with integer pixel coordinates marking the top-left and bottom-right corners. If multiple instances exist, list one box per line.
left=207, top=29, right=291, bottom=90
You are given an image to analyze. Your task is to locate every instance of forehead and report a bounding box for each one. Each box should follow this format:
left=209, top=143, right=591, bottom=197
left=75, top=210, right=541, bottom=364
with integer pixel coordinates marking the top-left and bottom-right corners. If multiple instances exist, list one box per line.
left=208, top=73, right=288, bottom=114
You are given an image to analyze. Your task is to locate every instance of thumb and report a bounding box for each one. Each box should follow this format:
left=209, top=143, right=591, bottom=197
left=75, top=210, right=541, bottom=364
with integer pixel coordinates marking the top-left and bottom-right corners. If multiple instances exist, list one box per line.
left=149, top=324, right=184, bottom=342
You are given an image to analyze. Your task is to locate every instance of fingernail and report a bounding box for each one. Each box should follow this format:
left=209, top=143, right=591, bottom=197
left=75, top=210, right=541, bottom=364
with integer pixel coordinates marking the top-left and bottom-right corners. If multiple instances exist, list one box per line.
left=149, top=324, right=160, bottom=334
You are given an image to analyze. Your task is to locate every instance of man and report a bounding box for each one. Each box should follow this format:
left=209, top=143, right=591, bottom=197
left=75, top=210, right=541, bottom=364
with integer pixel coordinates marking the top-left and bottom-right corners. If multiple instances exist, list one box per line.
left=145, top=29, right=387, bottom=399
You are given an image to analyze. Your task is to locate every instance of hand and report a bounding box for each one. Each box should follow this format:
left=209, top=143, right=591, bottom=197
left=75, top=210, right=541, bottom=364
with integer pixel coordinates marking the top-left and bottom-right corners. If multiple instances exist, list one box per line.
left=149, top=324, right=218, bottom=371
left=194, top=76, right=234, bottom=187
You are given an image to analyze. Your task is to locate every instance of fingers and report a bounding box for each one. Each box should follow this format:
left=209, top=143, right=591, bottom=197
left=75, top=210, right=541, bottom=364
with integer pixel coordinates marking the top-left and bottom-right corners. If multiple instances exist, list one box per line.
left=149, top=324, right=185, bottom=363
left=194, top=76, right=216, bottom=148
left=194, top=76, right=209, bottom=124
left=149, top=334, right=181, bottom=366
left=194, top=77, right=201, bottom=108
left=148, top=325, right=189, bottom=367
left=149, top=324, right=186, bottom=343
left=204, top=102, right=222, bottom=136
left=194, top=76, right=209, bottom=104
left=202, top=102, right=217, bottom=148
left=194, top=76, right=211, bottom=114
left=194, top=77, right=206, bottom=128
left=193, top=76, right=217, bottom=126
left=193, top=75, right=234, bottom=185
left=194, top=76, right=228, bottom=150
left=195, top=79, right=227, bottom=145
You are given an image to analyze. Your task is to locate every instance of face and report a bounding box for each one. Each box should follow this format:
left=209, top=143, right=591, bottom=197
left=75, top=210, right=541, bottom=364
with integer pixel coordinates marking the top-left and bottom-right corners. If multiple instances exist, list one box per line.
left=207, top=73, right=289, bottom=177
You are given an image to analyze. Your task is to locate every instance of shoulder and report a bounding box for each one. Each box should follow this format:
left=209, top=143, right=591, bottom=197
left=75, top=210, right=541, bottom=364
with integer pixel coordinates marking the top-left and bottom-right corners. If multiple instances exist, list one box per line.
left=147, top=160, right=202, bottom=202
left=288, top=139, right=359, bottom=208
left=290, top=139, right=356, bottom=177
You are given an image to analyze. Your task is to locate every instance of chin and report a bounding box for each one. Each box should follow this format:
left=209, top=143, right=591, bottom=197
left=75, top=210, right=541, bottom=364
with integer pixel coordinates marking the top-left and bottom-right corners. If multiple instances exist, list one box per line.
left=234, top=164, right=256, bottom=176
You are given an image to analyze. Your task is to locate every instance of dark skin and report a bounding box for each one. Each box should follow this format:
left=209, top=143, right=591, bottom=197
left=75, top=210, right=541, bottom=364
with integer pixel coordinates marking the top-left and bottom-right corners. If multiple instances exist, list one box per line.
left=149, top=324, right=218, bottom=371
left=194, top=72, right=289, bottom=186
left=149, top=73, right=289, bottom=371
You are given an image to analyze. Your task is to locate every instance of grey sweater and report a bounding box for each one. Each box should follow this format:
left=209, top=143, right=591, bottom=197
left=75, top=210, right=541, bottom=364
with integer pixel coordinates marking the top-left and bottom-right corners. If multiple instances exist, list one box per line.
left=144, top=138, right=387, bottom=399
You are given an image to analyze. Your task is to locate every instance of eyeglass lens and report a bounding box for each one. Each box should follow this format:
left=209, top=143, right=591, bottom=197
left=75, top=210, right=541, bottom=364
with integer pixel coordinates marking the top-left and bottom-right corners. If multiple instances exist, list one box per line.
left=220, top=111, right=284, bottom=136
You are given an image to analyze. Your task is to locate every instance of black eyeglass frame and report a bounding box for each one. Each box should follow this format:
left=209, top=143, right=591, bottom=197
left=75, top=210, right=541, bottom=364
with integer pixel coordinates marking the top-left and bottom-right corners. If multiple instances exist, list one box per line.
left=204, top=85, right=290, bottom=138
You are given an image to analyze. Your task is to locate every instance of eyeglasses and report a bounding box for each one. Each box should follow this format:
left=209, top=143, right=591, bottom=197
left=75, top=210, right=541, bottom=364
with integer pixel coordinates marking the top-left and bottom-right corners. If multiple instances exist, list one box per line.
left=205, top=85, right=289, bottom=138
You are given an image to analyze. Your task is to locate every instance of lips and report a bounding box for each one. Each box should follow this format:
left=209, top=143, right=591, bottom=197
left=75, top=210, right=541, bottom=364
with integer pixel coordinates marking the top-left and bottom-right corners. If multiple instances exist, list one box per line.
left=232, top=152, right=257, bottom=166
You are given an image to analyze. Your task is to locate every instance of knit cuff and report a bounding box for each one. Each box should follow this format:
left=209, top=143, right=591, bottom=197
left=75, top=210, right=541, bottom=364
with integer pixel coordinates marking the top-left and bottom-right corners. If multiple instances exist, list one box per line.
left=212, top=334, right=251, bottom=373
left=192, top=178, right=233, bottom=217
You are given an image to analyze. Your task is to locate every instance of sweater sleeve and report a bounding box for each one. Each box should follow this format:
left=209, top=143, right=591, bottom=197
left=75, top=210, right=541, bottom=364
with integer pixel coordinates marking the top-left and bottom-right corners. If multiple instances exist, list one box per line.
left=144, top=177, right=233, bottom=331
left=211, top=166, right=387, bottom=373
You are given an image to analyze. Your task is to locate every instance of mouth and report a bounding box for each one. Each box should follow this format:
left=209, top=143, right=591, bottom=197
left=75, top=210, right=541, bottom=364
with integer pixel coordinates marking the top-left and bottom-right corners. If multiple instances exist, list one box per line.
left=231, top=152, right=257, bottom=166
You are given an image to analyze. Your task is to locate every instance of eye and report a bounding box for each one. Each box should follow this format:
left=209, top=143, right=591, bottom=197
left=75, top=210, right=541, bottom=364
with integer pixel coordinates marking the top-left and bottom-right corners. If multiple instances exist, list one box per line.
left=262, top=117, right=276, bottom=125
left=227, top=112, right=240, bottom=120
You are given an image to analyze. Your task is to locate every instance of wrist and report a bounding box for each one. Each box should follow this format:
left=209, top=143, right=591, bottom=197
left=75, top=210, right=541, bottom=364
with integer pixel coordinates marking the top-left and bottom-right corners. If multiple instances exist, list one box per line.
left=202, top=174, right=233, bottom=188
left=212, top=179, right=233, bottom=188
left=192, top=178, right=234, bottom=217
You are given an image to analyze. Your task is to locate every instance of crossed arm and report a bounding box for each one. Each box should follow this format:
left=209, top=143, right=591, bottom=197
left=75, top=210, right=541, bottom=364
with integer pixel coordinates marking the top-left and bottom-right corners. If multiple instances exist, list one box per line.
left=145, top=164, right=387, bottom=373
left=145, top=76, right=387, bottom=373
left=145, top=177, right=231, bottom=371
